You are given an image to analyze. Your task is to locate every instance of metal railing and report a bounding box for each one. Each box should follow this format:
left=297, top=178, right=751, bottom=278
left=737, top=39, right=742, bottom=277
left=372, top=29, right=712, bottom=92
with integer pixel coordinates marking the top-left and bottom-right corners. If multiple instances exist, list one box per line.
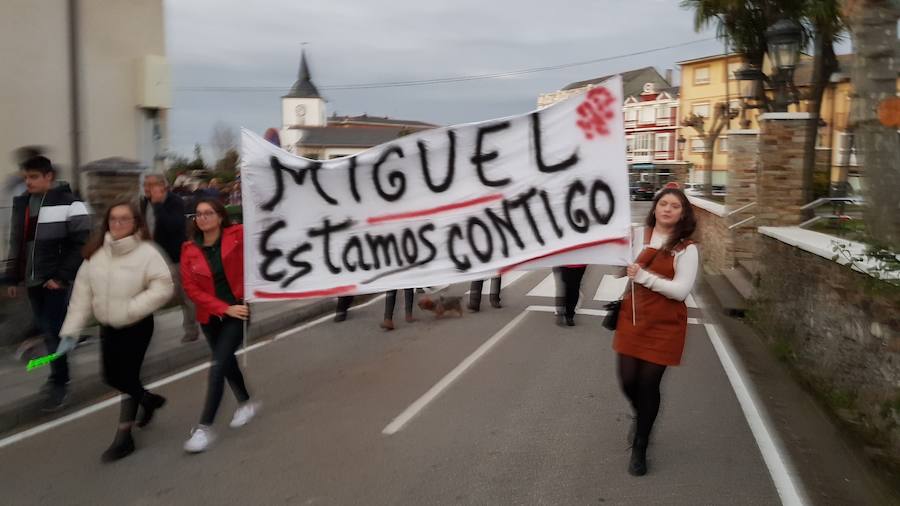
left=727, top=201, right=757, bottom=230
left=799, top=197, right=864, bottom=228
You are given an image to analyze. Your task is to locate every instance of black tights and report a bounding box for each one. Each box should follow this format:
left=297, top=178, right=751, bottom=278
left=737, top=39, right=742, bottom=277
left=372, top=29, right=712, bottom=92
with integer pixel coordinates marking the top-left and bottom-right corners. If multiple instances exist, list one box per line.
left=617, top=354, right=667, bottom=442
left=384, top=289, right=415, bottom=320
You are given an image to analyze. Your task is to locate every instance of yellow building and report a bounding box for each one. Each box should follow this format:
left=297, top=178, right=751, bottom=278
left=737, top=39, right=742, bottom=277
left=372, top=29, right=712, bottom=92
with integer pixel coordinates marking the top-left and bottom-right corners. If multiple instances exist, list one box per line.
left=678, top=53, right=899, bottom=192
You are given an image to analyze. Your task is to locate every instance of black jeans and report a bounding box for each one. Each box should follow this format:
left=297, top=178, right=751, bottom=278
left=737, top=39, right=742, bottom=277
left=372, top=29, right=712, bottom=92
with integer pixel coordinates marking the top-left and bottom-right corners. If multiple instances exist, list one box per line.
left=27, top=286, right=71, bottom=387
left=100, top=316, right=153, bottom=423
left=384, top=289, right=415, bottom=320
left=555, top=266, right=587, bottom=319
left=200, top=316, right=250, bottom=425
left=336, top=296, right=355, bottom=316
left=468, top=277, right=501, bottom=310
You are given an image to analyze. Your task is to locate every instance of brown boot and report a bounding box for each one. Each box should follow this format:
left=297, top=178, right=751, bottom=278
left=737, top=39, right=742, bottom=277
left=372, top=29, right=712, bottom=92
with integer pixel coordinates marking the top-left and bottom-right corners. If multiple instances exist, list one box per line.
left=380, top=319, right=395, bottom=331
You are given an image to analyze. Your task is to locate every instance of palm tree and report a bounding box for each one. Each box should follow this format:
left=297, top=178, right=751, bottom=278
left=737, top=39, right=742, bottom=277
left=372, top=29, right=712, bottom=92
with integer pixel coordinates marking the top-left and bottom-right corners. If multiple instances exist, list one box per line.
left=682, top=0, right=843, bottom=204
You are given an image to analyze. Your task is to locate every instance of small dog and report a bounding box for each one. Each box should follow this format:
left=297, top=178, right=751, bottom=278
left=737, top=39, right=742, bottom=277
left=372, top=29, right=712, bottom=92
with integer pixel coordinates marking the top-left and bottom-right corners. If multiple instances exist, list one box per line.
left=417, top=294, right=464, bottom=319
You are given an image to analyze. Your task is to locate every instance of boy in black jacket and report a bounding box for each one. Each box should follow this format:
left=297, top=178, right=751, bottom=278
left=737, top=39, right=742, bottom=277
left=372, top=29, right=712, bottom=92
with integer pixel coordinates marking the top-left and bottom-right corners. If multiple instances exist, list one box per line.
left=3, top=156, right=91, bottom=410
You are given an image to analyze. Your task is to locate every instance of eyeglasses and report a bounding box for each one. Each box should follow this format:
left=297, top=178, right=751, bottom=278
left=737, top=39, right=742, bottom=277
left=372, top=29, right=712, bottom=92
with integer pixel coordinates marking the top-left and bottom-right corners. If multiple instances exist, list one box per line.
left=109, top=218, right=134, bottom=225
left=194, top=211, right=218, bottom=219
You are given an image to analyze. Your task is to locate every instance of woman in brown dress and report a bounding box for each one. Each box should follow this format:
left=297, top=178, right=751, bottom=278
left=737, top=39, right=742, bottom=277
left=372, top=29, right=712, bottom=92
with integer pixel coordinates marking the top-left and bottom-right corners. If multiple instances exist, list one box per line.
left=612, top=187, right=699, bottom=476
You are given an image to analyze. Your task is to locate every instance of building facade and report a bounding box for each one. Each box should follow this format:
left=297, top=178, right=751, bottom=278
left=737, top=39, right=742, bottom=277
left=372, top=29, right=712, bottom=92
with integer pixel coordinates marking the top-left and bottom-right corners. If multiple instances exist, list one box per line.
left=280, top=51, right=436, bottom=159
left=0, top=0, right=170, bottom=190
left=539, top=66, right=687, bottom=186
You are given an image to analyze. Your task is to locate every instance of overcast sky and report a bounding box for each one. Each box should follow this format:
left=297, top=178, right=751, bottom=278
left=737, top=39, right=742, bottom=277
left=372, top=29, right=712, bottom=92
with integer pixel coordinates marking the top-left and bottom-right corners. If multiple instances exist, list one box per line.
left=165, top=0, right=728, bottom=158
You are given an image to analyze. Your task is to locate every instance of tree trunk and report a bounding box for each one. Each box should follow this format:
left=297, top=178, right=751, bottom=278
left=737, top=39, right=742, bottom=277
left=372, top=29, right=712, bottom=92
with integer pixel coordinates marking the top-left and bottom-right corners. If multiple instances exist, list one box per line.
left=849, top=0, right=900, bottom=249
left=801, top=35, right=836, bottom=212
left=702, top=143, right=714, bottom=197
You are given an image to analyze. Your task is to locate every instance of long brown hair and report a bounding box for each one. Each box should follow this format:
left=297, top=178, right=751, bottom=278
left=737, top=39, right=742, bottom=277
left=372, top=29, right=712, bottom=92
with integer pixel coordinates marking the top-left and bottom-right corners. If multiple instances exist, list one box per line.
left=82, top=198, right=151, bottom=259
left=645, top=188, right=697, bottom=252
left=188, top=197, right=232, bottom=240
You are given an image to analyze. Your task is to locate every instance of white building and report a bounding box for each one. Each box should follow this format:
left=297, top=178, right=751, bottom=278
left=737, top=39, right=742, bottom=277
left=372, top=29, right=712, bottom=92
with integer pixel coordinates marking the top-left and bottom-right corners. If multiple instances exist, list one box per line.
left=279, top=51, right=436, bottom=160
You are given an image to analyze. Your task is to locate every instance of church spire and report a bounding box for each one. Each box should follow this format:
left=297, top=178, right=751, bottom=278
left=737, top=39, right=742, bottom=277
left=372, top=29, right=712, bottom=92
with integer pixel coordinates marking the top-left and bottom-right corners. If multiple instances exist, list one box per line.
left=284, top=49, right=321, bottom=99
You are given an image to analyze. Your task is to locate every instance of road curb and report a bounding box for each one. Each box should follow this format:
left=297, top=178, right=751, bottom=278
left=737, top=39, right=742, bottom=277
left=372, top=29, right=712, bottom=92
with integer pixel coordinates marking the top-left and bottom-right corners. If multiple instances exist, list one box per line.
left=0, top=295, right=375, bottom=439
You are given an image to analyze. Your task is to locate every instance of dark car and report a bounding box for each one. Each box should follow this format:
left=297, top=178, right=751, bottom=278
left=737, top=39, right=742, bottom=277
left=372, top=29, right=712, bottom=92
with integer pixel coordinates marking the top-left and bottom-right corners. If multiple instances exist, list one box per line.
left=631, top=182, right=656, bottom=201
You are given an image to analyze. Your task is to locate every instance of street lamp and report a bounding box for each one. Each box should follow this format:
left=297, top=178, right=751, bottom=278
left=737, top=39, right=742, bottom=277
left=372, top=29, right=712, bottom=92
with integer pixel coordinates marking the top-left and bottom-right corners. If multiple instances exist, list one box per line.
left=676, top=135, right=686, bottom=159
left=734, top=18, right=803, bottom=113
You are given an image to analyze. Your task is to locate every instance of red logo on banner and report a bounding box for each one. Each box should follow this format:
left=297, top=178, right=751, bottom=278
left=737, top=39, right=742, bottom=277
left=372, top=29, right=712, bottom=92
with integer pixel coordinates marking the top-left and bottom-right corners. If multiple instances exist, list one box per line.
left=576, top=87, right=616, bottom=140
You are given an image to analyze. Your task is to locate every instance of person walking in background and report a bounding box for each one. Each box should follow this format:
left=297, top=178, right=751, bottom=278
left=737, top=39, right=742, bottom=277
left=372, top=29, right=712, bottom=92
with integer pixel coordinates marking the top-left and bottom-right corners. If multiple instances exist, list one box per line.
left=141, top=173, right=198, bottom=342
left=334, top=295, right=354, bottom=322
left=180, top=198, right=258, bottom=453
left=553, top=265, right=587, bottom=326
left=467, top=276, right=501, bottom=312
left=59, top=199, right=173, bottom=462
left=380, top=288, right=416, bottom=331
left=612, top=188, right=698, bottom=476
left=2, top=156, right=90, bottom=411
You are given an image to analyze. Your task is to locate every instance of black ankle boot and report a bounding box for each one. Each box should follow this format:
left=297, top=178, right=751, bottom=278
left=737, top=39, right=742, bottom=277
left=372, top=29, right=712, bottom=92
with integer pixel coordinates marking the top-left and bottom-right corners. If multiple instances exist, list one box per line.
left=628, top=436, right=648, bottom=476
left=101, top=429, right=135, bottom=462
left=136, top=393, right=166, bottom=428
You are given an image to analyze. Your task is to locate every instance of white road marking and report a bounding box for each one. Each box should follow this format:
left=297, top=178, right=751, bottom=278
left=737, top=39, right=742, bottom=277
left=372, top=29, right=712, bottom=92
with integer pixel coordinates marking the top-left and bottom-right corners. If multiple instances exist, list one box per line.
left=382, top=309, right=531, bottom=435
left=704, top=322, right=809, bottom=506
left=526, top=273, right=557, bottom=298
left=593, top=274, right=628, bottom=301
left=0, top=295, right=386, bottom=450
left=525, top=305, right=702, bottom=324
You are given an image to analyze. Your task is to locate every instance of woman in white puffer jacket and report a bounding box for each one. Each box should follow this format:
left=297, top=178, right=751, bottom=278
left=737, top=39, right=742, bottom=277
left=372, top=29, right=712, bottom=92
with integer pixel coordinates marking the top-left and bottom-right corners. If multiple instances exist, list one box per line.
left=60, top=198, right=174, bottom=462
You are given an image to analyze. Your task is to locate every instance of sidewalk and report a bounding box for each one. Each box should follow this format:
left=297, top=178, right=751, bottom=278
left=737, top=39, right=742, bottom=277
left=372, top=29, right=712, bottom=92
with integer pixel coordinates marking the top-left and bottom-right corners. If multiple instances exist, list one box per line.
left=0, top=296, right=356, bottom=437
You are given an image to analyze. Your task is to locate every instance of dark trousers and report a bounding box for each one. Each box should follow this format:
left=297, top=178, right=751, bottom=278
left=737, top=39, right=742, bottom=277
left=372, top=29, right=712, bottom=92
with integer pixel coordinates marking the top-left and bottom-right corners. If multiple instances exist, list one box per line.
left=27, top=286, right=71, bottom=387
left=555, top=266, right=587, bottom=318
left=336, top=296, right=355, bottom=316
left=384, top=289, right=415, bottom=320
left=200, top=316, right=250, bottom=425
left=468, top=277, right=501, bottom=310
left=100, top=316, right=153, bottom=423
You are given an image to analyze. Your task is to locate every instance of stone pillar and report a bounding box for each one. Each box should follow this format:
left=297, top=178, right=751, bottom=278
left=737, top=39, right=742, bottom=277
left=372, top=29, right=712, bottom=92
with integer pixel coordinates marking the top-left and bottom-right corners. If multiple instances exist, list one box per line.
left=81, top=157, right=145, bottom=215
left=756, top=113, right=811, bottom=227
left=725, top=130, right=760, bottom=266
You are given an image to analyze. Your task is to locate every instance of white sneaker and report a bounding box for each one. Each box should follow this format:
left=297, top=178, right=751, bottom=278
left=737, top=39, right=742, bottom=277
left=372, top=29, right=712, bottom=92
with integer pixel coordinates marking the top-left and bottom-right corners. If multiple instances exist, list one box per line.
left=229, top=401, right=260, bottom=429
left=184, top=425, right=215, bottom=453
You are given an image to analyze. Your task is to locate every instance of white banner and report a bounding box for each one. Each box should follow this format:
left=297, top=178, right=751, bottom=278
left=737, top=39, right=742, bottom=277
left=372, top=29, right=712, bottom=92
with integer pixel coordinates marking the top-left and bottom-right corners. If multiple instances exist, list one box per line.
left=242, top=76, right=631, bottom=301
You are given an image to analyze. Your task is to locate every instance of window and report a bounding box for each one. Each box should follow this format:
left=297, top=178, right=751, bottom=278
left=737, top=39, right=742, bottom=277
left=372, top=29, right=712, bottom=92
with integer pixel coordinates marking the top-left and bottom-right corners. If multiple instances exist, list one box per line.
left=719, top=136, right=728, bottom=152
left=728, top=62, right=742, bottom=80
left=624, top=108, right=637, bottom=127
left=694, top=66, right=710, bottom=85
left=639, top=106, right=655, bottom=124
left=655, top=134, right=670, bottom=152
left=634, top=133, right=652, bottom=159
left=626, top=135, right=635, bottom=155
left=692, top=103, right=710, bottom=118
left=729, top=99, right=742, bottom=114
left=690, top=138, right=707, bottom=152
left=657, top=105, right=671, bottom=125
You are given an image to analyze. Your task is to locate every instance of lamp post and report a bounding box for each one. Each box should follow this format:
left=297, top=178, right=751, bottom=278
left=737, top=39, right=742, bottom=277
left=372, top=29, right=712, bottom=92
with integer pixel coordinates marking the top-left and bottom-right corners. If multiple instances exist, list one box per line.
left=734, top=18, right=803, bottom=113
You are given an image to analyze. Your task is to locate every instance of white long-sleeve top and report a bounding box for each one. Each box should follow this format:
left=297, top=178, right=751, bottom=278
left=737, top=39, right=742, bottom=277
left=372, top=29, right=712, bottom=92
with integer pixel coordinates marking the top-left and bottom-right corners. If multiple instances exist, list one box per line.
left=631, top=228, right=698, bottom=302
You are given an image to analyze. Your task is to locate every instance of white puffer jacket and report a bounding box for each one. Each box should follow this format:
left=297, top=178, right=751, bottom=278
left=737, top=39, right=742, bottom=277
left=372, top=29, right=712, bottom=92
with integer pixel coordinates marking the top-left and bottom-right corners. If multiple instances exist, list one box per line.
left=60, top=232, right=174, bottom=336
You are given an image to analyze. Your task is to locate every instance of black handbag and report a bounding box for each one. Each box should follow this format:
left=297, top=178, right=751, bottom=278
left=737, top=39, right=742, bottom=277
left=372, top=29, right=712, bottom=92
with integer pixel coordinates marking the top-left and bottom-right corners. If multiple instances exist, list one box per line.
left=601, top=299, right=622, bottom=331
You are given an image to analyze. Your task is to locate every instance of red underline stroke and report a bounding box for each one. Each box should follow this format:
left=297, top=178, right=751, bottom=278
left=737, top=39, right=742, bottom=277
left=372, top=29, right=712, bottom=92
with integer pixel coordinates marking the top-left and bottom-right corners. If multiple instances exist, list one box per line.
left=499, top=236, right=630, bottom=275
left=367, top=194, right=503, bottom=225
left=254, top=284, right=357, bottom=300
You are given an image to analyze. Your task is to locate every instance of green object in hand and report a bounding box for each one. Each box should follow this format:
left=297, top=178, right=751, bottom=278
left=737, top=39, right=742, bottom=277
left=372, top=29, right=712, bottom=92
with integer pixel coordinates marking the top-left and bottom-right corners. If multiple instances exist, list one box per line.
left=26, top=353, right=59, bottom=371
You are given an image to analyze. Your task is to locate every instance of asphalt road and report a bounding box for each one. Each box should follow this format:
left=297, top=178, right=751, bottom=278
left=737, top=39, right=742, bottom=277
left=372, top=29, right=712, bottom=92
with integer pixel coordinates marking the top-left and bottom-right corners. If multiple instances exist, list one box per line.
left=0, top=261, right=789, bottom=506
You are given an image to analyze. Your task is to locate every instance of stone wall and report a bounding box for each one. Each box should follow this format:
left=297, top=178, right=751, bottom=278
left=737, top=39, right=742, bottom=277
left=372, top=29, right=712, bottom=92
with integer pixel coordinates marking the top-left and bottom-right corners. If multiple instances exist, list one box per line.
left=753, top=234, right=900, bottom=454
left=691, top=202, right=731, bottom=273
left=726, top=131, right=760, bottom=266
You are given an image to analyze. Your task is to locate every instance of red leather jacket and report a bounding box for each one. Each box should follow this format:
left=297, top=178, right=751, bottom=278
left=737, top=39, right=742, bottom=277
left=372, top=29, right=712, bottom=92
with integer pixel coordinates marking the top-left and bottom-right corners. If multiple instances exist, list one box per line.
left=180, top=225, right=244, bottom=324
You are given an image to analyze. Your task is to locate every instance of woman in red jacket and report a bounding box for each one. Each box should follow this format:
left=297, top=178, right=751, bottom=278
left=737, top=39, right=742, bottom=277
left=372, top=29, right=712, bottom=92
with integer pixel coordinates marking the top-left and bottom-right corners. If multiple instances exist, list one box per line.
left=180, top=198, right=258, bottom=453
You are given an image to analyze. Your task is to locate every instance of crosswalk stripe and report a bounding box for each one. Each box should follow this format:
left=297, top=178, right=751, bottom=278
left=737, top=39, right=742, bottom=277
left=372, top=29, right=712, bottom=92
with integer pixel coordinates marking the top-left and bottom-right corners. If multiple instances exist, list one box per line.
left=526, top=273, right=557, bottom=298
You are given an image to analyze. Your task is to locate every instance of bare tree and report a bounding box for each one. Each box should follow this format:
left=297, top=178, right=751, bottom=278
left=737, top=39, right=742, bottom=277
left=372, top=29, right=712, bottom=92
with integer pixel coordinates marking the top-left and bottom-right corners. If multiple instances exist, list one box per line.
left=845, top=0, right=900, bottom=249
left=210, top=121, right=238, bottom=161
left=682, top=102, right=738, bottom=197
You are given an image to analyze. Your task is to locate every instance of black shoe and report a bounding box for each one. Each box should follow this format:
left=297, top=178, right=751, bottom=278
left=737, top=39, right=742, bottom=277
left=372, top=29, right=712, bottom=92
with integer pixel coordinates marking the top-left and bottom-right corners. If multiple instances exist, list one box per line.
left=467, top=304, right=480, bottom=313
left=628, top=437, right=648, bottom=476
left=334, top=312, right=348, bottom=322
left=101, top=430, right=135, bottom=463
left=137, top=393, right=167, bottom=428
left=565, top=316, right=575, bottom=326
left=41, top=386, right=68, bottom=412
left=489, top=297, right=502, bottom=309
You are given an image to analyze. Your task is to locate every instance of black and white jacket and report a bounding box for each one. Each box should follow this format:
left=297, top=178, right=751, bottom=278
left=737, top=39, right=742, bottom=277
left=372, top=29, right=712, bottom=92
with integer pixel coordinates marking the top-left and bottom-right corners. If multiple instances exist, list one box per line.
left=3, top=184, right=91, bottom=286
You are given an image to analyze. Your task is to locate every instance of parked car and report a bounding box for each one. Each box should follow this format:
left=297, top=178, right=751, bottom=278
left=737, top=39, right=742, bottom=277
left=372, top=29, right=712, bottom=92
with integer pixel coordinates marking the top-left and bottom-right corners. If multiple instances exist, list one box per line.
left=712, top=185, right=727, bottom=197
left=630, top=182, right=656, bottom=201
left=683, top=183, right=702, bottom=195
